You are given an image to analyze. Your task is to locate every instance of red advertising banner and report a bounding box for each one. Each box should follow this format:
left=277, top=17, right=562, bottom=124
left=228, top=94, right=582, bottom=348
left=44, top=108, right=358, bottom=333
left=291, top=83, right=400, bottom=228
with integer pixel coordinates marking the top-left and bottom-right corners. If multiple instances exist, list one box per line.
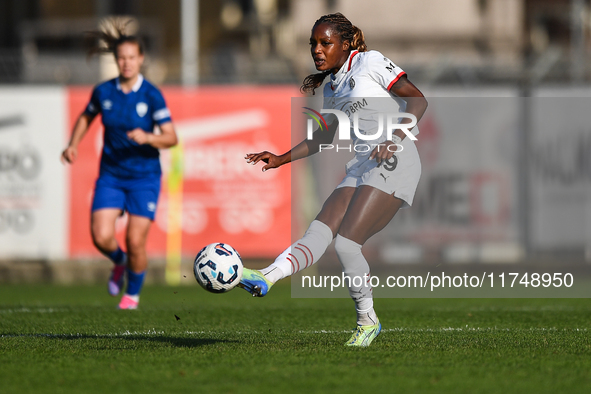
left=67, top=86, right=297, bottom=259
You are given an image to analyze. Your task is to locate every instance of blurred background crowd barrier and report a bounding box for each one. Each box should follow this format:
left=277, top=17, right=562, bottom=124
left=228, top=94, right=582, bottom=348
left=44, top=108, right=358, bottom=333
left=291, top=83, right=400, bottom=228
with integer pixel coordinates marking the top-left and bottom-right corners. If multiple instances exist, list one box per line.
left=1, top=0, right=591, bottom=283
left=0, top=0, right=588, bottom=86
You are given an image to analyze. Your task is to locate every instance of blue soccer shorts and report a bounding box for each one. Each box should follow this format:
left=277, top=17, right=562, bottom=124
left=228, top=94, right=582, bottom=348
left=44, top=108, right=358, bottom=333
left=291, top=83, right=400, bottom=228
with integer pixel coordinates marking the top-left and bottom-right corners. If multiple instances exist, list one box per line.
left=91, top=174, right=161, bottom=221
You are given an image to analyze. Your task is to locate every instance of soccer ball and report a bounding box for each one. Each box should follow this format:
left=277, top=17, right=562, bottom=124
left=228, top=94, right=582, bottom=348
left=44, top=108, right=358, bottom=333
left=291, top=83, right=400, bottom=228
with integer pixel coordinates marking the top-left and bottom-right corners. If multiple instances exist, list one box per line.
left=193, top=243, right=243, bottom=293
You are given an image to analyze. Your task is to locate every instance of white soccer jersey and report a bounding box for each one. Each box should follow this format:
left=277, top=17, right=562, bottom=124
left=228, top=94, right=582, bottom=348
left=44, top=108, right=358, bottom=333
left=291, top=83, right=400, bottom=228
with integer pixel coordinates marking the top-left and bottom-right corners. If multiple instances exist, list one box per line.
left=322, top=50, right=418, bottom=161
left=323, top=50, right=406, bottom=100
left=322, top=50, right=422, bottom=204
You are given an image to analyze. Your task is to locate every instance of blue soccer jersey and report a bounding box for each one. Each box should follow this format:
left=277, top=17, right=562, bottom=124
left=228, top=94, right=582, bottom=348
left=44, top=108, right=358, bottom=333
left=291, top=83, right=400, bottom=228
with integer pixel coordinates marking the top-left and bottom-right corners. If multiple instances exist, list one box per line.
left=84, top=74, right=172, bottom=179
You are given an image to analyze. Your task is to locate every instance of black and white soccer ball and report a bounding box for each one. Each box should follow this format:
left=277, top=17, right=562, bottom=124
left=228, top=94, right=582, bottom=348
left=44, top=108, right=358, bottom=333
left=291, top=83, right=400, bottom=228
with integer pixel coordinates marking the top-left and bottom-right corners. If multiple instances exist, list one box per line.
left=193, top=243, right=243, bottom=293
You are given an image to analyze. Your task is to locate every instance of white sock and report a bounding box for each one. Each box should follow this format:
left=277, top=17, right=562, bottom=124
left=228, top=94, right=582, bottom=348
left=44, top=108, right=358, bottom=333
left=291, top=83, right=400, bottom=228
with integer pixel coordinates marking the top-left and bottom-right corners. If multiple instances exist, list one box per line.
left=334, top=234, right=377, bottom=326
left=356, top=307, right=379, bottom=326
left=124, top=294, right=139, bottom=302
left=260, top=220, right=334, bottom=283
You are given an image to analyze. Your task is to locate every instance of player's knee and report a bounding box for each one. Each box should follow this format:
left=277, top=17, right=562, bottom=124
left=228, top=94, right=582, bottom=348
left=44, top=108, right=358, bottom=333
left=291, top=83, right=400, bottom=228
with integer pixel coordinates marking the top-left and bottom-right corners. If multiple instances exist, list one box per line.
left=126, top=234, right=146, bottom=254
left=334, top=234, right=362, bottom=258
left=91, top=228, right=114, bottom=251
left=304, top=220, right=334, bottom=245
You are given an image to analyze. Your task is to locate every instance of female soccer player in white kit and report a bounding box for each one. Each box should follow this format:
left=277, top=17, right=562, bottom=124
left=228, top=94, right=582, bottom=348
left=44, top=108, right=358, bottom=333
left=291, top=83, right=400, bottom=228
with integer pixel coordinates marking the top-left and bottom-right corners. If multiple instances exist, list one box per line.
left=240, top=13, right=428, bottom=346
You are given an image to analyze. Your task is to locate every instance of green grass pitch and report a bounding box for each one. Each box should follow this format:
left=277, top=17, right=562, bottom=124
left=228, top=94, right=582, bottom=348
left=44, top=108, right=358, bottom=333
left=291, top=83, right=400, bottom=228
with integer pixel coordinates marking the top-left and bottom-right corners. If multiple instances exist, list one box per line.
left=1, top=282, right=590, bottom=393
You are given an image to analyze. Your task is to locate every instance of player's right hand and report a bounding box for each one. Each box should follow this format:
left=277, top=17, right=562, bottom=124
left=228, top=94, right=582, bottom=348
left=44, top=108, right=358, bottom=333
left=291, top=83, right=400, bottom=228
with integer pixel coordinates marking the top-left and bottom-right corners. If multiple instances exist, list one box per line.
left=61, top=146, right=77, bottom=164
left=245, top=151, right=281, bottom=172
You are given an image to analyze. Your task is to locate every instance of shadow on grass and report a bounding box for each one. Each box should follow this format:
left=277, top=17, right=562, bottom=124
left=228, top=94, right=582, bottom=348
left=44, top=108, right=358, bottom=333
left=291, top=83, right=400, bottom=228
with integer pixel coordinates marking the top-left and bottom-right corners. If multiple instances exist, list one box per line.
left=0, top=333, right=236, bottom=348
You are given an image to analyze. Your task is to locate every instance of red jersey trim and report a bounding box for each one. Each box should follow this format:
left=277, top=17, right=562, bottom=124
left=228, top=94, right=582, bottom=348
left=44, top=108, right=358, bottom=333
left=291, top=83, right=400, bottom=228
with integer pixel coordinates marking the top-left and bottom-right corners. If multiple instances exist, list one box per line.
left=347, top=51, right=359, bottom=71
left=331, top=51, right=360, bottom=91
left=387, top=72, right=407, bottom=90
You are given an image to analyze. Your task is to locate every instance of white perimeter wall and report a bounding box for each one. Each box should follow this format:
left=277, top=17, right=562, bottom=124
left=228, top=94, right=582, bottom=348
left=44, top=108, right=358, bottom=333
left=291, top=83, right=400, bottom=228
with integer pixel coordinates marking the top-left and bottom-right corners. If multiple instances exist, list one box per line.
left=0, top=87, right=68, bottom=259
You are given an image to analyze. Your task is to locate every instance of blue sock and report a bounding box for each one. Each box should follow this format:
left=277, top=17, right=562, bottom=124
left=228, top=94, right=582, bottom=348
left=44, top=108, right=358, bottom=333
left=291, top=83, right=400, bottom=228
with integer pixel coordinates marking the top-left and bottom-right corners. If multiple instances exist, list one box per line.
left=126, top=269, right=146, bottom=296
left=106, top=246, right=127, bottom=266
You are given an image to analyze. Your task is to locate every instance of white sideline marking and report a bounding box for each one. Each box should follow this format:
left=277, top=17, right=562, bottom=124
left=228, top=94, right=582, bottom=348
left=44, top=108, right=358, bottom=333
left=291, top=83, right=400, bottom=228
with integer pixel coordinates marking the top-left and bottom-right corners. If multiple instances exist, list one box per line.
left=0, top=329, right=165, bottom=338
left=300, top=327, right=589, bottom=334
left=1, top=327, right=587, bottom=339
left=0, top=308, right=69, bottom=314
left=0, top=306, right=578, bottom=314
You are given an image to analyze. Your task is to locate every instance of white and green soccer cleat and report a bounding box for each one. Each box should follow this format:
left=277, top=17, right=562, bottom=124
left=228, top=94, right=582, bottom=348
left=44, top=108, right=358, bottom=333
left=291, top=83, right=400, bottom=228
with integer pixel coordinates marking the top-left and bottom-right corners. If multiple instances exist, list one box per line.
left=345, top=319, right=382, bottom=347
left=237, top=268, right=273, bottom=297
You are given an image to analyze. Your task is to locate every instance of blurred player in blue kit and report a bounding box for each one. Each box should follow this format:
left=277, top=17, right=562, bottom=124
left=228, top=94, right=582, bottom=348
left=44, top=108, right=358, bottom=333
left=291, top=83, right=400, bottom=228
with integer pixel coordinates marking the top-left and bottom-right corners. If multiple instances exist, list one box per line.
left=241, top=13, right=428, bottom=346
left=61, top=22, right=178, bottom=310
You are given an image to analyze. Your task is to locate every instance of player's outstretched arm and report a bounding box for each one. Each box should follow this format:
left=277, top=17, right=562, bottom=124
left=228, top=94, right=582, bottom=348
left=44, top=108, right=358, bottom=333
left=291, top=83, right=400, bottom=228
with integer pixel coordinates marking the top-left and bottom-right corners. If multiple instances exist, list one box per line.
left=61, top=113, right=94, bottom=165
left=245, top=120, right=336, bottom=172
left=127, top=121, right=178, bottom=149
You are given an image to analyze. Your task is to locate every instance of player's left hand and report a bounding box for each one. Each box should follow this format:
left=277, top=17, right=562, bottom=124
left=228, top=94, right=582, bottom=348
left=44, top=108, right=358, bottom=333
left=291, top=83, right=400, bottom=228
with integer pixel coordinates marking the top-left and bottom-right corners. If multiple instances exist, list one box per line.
left=127, top=128, right=152, bottom=145
left=370, top=141, right=398, bottom=164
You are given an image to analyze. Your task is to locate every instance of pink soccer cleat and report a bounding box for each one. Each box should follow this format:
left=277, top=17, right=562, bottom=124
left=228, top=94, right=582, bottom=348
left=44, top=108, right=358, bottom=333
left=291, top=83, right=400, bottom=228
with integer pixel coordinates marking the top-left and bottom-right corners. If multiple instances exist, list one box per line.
left=118, top=294, right=138, bottom=310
